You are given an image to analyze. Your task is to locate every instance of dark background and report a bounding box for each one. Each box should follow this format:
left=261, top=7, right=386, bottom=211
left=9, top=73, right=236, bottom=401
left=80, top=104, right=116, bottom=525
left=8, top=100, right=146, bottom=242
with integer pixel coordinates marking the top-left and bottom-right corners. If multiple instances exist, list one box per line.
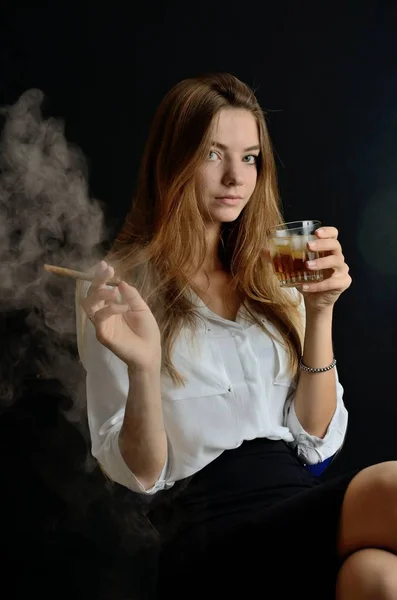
left=1, top=1, right=397, bottom=598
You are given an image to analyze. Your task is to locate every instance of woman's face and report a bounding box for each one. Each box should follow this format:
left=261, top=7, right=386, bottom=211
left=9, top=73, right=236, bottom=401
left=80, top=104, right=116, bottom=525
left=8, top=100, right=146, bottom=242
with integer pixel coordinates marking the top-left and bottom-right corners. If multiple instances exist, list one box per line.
left=196, top=108, right=260, bottom=226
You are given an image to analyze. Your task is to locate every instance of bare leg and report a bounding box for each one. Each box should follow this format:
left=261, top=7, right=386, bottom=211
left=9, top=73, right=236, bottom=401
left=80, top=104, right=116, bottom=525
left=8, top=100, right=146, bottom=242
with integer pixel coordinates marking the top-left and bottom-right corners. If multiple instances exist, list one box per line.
left=338, top=462, right=397, bottom=556
left=336, top=548, right=397, bottom=599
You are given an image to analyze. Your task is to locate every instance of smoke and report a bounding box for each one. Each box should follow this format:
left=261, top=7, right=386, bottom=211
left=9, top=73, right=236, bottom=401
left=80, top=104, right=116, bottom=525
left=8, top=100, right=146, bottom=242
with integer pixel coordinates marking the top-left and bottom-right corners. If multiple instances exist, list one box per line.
left=0, top=91, right=161, bottom=596
left=0, top=88, right=107, bottom=419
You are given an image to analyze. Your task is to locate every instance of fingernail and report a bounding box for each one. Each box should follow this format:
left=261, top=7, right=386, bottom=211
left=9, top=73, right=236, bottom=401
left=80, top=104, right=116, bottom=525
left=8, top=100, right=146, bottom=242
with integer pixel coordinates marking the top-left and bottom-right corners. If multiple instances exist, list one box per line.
left=309, top=241, right=317, bottom=249
left=302, top=284, right=310, bottom=291
left=307, top=260, right=316, bottom=268
left=114, top=289, right=123, bottom=304
left=316, top=228, right=324, bottom=235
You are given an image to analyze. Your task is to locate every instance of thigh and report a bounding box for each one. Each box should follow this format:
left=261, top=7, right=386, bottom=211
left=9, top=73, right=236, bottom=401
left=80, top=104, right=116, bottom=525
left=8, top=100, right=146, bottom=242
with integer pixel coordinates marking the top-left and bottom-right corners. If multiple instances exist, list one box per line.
left=157, top=469, right=360, bottom=600
left=336, top=548, right=397, bottom=599
left=337, top=461, right=397, bottom=557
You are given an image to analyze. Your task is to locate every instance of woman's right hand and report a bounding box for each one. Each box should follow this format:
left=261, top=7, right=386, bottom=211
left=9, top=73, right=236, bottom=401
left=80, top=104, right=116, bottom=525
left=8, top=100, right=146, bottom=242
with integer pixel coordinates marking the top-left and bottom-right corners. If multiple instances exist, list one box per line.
left=80, top=261, right=162, bottom=371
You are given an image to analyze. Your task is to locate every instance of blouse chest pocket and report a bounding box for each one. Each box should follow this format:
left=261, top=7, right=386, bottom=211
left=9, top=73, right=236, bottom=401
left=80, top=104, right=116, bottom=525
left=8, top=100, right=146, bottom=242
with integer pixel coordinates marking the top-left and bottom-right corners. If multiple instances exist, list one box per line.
left=161, top=332, right=231, bottom=401
left=255, top=319, right=296, bottom=389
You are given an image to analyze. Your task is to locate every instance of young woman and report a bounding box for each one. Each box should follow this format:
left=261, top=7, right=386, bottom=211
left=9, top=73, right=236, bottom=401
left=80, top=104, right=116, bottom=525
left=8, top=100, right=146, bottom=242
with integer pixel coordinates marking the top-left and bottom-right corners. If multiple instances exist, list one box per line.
left=76, top=73, right=397, bottom=599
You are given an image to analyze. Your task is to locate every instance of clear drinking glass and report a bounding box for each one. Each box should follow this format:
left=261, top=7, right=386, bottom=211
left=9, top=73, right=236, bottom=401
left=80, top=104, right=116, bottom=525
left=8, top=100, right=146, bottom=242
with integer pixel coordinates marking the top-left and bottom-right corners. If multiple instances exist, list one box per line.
left=268, top=220, right=325, bottom=287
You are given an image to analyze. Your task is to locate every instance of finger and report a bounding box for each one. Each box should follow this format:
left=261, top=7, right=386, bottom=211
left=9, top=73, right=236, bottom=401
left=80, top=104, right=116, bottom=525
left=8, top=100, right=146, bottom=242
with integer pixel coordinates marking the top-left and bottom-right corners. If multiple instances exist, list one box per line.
left=301, top=274, right=352, bottom=293
left=117, top=281, right=149, bottom=312
left=93, top=302, right=131, bottom=324
left=315, top=226, right=339, bottom=239
left=308, top=238, right=342, bottom=254
left=306, top=255, right=347, bottom=272
left=82, top=287, right=118, bottom=306
left=81, top=287, right=119, bottom=314
left=87, top=261, right=115, bottom=296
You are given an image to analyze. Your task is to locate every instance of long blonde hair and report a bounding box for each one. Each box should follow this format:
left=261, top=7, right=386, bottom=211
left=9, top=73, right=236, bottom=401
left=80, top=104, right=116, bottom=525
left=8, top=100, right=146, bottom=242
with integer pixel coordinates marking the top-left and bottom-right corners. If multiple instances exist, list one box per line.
left=77, top=73, right=303, bottom=385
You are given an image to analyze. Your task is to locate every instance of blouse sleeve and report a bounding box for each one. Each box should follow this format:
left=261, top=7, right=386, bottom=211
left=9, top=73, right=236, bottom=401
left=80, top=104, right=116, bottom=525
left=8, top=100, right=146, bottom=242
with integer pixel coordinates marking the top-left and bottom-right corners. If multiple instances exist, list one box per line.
left=75, top=281, right=173, bottom=494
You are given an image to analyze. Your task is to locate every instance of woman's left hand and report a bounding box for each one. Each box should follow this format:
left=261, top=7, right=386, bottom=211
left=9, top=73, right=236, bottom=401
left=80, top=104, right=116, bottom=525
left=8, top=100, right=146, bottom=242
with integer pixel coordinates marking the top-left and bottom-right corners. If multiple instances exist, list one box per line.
left=299, top=226, right=352, bottom=313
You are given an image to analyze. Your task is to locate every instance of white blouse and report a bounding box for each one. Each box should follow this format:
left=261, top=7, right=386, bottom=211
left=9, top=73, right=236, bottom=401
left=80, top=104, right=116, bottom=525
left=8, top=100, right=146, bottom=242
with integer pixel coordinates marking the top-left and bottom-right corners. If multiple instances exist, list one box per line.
left=76, top=284, right=348, bottom=496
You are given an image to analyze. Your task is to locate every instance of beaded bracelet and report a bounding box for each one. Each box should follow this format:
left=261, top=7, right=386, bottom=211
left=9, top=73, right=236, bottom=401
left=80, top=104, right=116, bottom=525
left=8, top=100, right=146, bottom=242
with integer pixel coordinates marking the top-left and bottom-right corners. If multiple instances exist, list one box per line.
left=299, top=356, right=337, bottom=373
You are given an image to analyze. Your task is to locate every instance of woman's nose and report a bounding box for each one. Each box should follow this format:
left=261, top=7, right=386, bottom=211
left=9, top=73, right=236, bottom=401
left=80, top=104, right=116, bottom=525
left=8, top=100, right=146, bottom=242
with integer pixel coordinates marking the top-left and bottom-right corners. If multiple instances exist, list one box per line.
left=222, top=162, right=244, bottom=187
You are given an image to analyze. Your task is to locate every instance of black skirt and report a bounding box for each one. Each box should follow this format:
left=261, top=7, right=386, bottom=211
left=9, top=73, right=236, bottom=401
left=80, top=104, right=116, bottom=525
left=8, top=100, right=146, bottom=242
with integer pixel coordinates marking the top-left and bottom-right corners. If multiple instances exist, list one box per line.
left=153, top=438, right=360, bottom=600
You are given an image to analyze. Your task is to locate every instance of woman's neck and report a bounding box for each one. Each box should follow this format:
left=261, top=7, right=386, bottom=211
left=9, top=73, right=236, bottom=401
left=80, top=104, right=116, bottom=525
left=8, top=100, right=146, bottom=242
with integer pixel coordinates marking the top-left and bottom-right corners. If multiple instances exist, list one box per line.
left=195, top=224, right=226, bottom=275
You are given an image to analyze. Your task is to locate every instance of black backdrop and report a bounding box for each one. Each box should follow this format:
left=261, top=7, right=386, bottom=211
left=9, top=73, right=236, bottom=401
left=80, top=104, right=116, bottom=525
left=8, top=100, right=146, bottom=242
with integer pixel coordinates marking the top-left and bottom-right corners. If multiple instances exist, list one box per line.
left=1, top=1, right=397, bottom=598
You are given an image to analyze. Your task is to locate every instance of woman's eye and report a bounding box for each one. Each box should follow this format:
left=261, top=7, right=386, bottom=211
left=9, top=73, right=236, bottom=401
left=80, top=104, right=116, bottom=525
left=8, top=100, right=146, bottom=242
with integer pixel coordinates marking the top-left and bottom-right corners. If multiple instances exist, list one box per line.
left=208, top=150, right=219, bottom=161
left=243, top=155, right=258, bottom=165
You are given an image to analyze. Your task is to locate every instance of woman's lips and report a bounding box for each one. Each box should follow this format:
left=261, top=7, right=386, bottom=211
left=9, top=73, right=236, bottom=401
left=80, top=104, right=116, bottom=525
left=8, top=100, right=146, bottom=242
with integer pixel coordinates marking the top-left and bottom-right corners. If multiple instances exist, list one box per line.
left=216, top=196, right=242, bottom=206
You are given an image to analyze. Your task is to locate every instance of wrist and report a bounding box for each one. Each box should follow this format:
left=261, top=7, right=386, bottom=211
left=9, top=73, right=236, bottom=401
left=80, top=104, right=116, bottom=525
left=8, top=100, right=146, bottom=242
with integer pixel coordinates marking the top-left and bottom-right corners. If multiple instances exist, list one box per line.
left=127, top=362, right=161, bottom=379
left=305, top=303, right=334, bottom=322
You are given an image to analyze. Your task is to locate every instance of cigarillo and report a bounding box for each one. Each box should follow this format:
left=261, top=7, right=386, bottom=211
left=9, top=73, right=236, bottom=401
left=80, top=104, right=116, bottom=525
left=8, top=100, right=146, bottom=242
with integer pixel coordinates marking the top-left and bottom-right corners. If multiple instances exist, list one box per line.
left=43, top=264, right=121, bottom=287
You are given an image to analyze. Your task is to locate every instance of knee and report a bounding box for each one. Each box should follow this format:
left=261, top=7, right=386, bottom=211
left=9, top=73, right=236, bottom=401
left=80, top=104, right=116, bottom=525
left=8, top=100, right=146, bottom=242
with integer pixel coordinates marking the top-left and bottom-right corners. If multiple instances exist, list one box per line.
left=336, top=548, right=397, bottom=599
left=338, top=461, right=397, bottom=556
left=368, top=461, right=397, bottom=494
left=344, top=461, right=397, bottom=509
